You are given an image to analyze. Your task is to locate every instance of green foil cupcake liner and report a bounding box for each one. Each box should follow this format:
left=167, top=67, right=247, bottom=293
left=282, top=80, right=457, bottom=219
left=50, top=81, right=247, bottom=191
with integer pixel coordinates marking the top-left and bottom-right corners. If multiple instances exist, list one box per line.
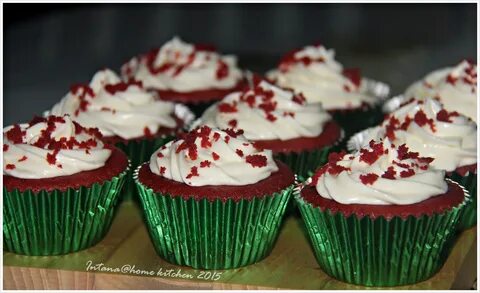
left=449, top=171, right=477, bottom=230
left=115, top=135, right=174, bottom=201
left=134, top=165, right=294, bottom=269
left=3, top=165, right=129, bottom=256
left=295, top=179, right=470, bottom=287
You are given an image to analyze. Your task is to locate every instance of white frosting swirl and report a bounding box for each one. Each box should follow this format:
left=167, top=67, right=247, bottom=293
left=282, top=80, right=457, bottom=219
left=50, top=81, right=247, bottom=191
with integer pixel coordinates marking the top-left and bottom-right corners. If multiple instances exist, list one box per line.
left=122, top=37, right=243, bottom=92
left=149, top=126, right=278, bottom=186
left=360, top=98, right=477, bottom=172
left=199, top=80, right=331, bottom=141
left=3, top=115, right=111, bottom=179
left=404, top=60, right=477, bottom=122
left=49, top=69, right=177, bottom=140
left=267, top=44, right=377, bottom=109
left=314, top=139, right=447, bottom=205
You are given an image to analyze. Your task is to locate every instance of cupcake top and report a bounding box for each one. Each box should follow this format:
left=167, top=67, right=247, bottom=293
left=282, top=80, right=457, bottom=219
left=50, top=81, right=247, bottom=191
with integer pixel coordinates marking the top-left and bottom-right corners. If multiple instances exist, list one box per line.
left=199, top=79, right=332, bottom=141
left=404, top=60, right=477, bottom=122
left=49, top=69, right=177, bottom=140
left=267, top=44, right=377, bottom=109
left=3, top=115, right=111, bottom=179
left=149, top=126, right=278, bottom=186
left=122, top=36, right=243, bottom=93
left=311, top=139, right=447, bottom=205
left=362, top=98, right=477, bottom=172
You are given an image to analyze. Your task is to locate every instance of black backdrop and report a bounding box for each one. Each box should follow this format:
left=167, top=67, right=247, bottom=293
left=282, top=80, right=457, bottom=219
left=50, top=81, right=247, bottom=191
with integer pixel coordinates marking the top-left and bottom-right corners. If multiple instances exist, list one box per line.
left=3, top=3, right=477, bottom=125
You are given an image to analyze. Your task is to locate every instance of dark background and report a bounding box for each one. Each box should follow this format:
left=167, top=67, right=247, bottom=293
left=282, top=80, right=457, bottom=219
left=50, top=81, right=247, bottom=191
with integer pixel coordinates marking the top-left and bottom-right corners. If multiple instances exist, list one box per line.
left=3, top=3, right=477, bottom=125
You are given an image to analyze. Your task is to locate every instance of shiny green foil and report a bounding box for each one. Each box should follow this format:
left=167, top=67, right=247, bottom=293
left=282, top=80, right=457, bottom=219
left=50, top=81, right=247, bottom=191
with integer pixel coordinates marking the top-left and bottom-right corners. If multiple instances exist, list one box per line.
left=275, top=146, right=334, bottom=183
left=332, top=104, right=383, bottom=140
left=449, top=171, right=477, bottom=230
left=115, top=135, right=174, bottom=201
left=295, top=186, right=469, bottom=287
left=3, top=167, right=128, bottom=256
left=135, top=173, right=294, bottom=270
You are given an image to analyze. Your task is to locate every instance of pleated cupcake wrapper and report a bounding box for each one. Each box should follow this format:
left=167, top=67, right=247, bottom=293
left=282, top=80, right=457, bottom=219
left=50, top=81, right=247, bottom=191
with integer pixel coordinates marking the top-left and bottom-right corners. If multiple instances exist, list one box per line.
left=3, top=164, right=129, bottom=256
left=294, top=178, right=470, bottom=287
left=449, top=171, right=477, bottom=230
left=134, top=165, right=294, bottom=269
left=115, top=136, right=174, bottom=201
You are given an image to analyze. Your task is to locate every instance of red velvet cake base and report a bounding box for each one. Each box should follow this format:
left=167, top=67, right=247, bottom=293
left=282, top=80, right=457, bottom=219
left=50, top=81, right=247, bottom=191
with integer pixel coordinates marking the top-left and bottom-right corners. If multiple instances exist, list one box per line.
left=452, top=163, right=477, bottom=177
left=253, top=121, right=342, bottom=154
left=4, top=147, right=129, bottom=193
left=300, top=181, right=465, bottom=220
left=137, top=160, right=294, bottom=202
left=155, top=81, right=246, bottom=104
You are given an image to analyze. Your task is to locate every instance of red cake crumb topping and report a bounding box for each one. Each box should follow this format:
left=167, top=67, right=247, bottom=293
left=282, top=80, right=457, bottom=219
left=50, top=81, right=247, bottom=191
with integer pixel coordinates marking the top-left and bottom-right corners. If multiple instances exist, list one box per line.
left=105, top=80, right=143, bottom=95
left=413, top=110, right=436, bottom=132
left=70, top=84, right=95, bottom=116
left=212, top=152, right=220, bottom=160
left=18, top=156, right=27, bottom=162
left=159, top=166, right=166, bottom=175
left=3, top=144, right=9, bottom=152
left=446, top=74, right=457, bottom=85
left=224, top=128, right=243, bottom=138
left=245, top=154, right=267, bottom=168
left=157, top=152, right=164, bottom=158
left=6, top=124, right=26, bottom=144
left=359, top=173, right=379, bottom=185
left=292, top=93, right=306, bottom=105
left=200, top=160, right=211, bottom=168
left=278, top=45, right=326, bottom=72
left=342, top=68, right=361, bottom=88
left=236, top=149, right=244, bottom=157
left=228, top=119, right=238, bottom=128
left=218, top=102, right=238, bottom=113
left=213, top=132, right=221, bottom=141
left=186, top=166, right=199, bottom=179
left=381, top=166, right=397, bottom=179
left=436, top=109, right=460, bottom=122
left=6, top=164, right=16, bottom=170
left=216, top=60, right=229, bottom=80
left=359, top=140, right=385, bottom=165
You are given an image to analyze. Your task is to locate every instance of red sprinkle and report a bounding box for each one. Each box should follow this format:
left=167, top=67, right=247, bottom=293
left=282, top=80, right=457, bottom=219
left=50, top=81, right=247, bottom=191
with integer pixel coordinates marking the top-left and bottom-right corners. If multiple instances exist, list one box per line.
left=359, top=140, right=384, bottom=165
left=245, top=154, right=267, bottom=168
left=436, top=109, right=460, bottom=123
left=359, top=173, right=379, bottom=185
left=200, top=160, right=211, bottom=168
left=381, top=166, right=397, bottom=179
left=213, top=132, right=221, bottom=142
left=266, top=113, right=277, bottom=122
left=157, top=152, right=164, bottom=158
left=216, top=60, right=229, bottom=80
left=235, top=149, right=244, bottom=157
left=159, top=166, right=166, bottom=175
left=218, top=102, right=238, bottom=113
left=413, top=110, right=436, bottom=132
left=6, top=164, right=16, bottom=170
left=212, top=152, right=220, bottom=161
left=186, top=166, right=199, bottom=179
left=5, top=124, right=25, bottom=144
left=228, top=119, right=238, bottom=128
left=400, top=169, right=415, bottom=178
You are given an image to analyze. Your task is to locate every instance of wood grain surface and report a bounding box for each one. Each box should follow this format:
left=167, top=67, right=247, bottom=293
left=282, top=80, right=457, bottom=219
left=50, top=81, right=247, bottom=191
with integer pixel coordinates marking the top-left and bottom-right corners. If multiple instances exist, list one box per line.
left=3, top=202, right=477, bottom=290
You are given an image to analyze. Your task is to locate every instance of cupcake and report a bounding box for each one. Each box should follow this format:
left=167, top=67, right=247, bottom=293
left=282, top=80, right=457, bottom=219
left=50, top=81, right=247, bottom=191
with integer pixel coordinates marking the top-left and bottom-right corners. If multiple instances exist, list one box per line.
left=267, top=44, right=389, bottom=136
left=134, top=126, right=295, bottom=269
left=3, top=115, right=129, bottom=255
left=397, top=60, right=477, bottom=122
left=296, top=139, right=469, bottom=286
left=49, top=69, right=188, bottom=200
left=198, top=77, right=343, bottom=180
left=349, top=98, right=477, bottom=229
left=121, top=36, right=245, bottom=115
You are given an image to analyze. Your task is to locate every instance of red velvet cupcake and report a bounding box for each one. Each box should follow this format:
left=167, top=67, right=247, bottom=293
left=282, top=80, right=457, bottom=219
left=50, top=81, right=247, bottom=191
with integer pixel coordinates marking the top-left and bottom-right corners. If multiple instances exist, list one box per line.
left=48, top=68, right=193, bottom=200
left=198, top=77, right=343, bottom=180
left=134, top=126, right=295, bottom=269
left=267, top=44, right=389, bottom=136
left=295, top=139, right=469, bottom=287
left=121, top=36, right=245, bottom=115
left=3, top=115, right=129, bottom=256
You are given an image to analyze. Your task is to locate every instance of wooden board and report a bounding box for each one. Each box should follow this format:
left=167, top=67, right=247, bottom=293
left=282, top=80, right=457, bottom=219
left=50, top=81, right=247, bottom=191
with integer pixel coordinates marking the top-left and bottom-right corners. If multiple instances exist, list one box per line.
left=3, top=202, right=477, bottom=290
